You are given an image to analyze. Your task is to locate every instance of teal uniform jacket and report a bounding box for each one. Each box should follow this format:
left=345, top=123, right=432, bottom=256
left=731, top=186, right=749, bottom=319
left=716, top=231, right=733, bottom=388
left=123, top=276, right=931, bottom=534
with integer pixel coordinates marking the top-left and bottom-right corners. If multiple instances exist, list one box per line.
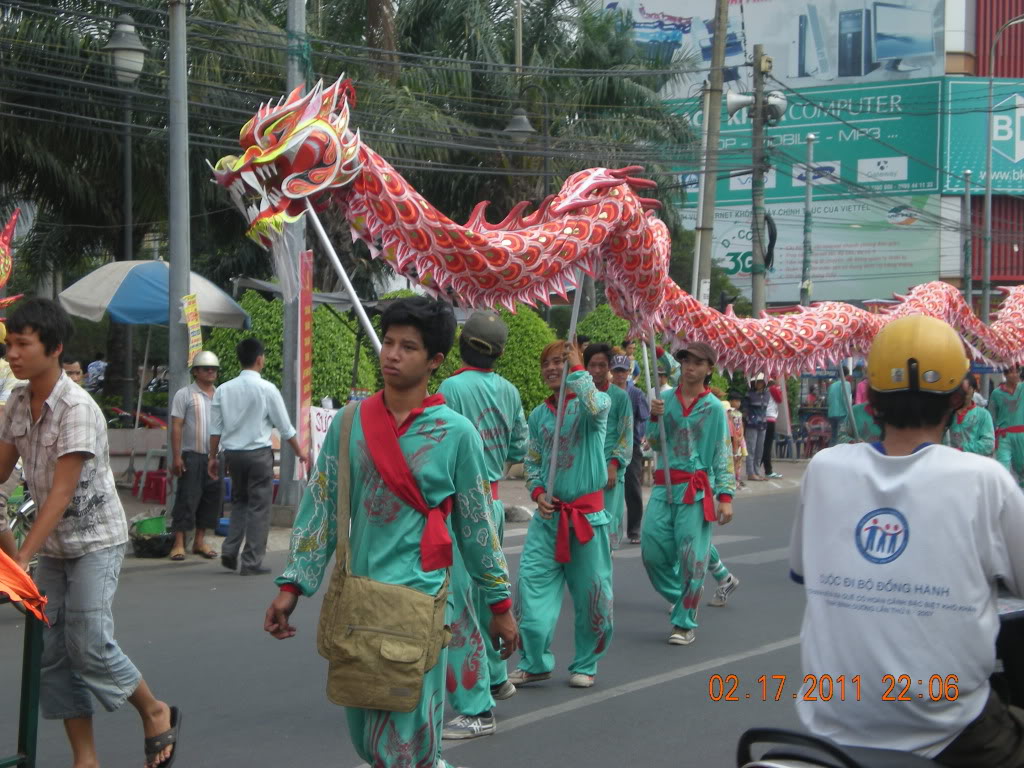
left=948, top=404, right=996, bottom=457
left=827, top=379, right=851, bottom=420
left=524, top=368, right=611, bottom=521
left=989, top=383, right=1024, bottom=430
left=600, top=381, right=633, bottom=474
left=278, top=398, right=511, bottom=606
left=838, top=403, right=883, bottom=444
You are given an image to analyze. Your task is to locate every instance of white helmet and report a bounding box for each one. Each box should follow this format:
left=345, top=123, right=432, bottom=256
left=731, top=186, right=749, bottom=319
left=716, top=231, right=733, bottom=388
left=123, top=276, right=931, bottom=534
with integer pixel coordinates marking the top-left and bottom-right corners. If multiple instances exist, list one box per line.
left=191, top=350, right=220, bottom=368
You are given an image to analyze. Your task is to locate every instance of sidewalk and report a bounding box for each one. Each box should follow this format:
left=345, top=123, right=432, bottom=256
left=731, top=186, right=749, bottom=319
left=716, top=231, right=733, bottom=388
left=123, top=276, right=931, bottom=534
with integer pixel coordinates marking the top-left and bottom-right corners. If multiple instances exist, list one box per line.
left=119, top=459, right=807, bottom=567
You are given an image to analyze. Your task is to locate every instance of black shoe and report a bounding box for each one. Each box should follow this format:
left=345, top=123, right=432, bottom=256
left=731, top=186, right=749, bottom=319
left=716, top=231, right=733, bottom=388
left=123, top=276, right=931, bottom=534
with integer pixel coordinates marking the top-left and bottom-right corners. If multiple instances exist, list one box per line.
left=239, top=566, right=271, bottom=576
left=221, top=554, right=238, bottom=571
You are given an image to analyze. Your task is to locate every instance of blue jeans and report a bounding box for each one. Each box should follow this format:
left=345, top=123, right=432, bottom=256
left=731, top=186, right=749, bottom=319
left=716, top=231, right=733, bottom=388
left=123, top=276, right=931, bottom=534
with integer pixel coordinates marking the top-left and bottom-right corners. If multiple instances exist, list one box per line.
left=37, top=544, right=142, bottom=720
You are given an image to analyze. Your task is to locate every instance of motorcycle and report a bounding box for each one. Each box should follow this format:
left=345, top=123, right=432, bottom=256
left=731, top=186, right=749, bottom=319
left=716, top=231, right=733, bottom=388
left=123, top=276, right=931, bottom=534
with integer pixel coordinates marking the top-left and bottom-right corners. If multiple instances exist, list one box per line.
left=736, top=728, right=937, bottom=767
left=6, top=484, right=36, bottom=617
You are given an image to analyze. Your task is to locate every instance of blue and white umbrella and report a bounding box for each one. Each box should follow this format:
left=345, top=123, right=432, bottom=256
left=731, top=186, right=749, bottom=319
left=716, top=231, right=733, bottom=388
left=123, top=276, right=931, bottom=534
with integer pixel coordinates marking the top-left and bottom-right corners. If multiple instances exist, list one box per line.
left=58, top=260, right=250, bottom=329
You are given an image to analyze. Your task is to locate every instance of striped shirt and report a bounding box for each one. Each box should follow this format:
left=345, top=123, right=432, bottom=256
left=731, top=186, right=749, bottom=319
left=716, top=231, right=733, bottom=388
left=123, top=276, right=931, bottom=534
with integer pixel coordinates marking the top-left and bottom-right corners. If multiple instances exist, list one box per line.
left=171, top=381, right=215, bottom=455
left=0, top=371, right=127, bottom=558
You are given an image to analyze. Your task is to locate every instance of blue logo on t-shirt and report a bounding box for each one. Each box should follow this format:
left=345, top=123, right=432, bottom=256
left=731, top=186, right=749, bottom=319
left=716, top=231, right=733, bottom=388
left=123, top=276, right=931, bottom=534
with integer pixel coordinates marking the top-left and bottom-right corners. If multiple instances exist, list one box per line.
left=855, top=508, right=909, bottom=564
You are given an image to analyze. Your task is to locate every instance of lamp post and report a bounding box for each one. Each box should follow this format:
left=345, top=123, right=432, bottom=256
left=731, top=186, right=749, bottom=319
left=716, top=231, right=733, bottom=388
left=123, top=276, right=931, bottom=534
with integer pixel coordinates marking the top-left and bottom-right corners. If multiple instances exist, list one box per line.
left=982, top=13, right=1024, bottom=327
left=104, top=14, right=147, bottom=410
left=504, top=90, right=552, bottom=318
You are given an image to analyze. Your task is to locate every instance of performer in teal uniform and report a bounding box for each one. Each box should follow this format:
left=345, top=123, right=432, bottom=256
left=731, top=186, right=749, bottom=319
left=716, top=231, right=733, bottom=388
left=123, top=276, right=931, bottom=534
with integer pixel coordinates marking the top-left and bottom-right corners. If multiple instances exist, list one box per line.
left=642, top=342, right=735, bottom=646
left=511, top=340, right=613, bottom=689
left=265, top=298, right=519, bottom=768
left=584, top=343, right=632, bottom=550
left=437, top=311, right=527, bottom=740
left=948, top=375, right=995, bottom=457
left=990, top=367, right=1024, bottom=484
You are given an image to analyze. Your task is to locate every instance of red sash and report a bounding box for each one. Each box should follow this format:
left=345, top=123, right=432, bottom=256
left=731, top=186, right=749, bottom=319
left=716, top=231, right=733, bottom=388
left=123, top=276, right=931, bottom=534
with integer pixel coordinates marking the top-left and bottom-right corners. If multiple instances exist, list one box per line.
left=490, top=481, right=500, bottom=500
left=452, top=366, right=492, bottom=376
left=995, top=424, right=1024, bottom=447
left=653, top=468, right=717, bottom=522
left=360, top=392, right=453, bottom=571
left=956, top=402, right=975, bottom=425
left=553, top=490, right=603, bottom=564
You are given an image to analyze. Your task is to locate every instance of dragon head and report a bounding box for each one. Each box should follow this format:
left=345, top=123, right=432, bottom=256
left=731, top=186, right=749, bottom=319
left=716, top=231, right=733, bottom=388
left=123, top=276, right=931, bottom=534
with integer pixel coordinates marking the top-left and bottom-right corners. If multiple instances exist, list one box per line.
left=211, top=77, right=362, bottom=252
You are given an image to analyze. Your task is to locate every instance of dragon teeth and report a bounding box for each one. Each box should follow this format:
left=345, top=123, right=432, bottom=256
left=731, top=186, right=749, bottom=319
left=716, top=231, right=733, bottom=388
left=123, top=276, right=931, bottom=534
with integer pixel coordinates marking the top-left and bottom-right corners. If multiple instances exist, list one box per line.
left=241, top=169, right=262, bottom=193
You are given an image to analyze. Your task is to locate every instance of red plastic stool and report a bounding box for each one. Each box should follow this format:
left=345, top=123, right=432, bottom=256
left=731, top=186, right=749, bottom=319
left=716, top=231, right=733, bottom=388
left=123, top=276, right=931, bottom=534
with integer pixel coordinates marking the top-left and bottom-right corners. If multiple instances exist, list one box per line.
left=141, top=470, right=170, bottom=505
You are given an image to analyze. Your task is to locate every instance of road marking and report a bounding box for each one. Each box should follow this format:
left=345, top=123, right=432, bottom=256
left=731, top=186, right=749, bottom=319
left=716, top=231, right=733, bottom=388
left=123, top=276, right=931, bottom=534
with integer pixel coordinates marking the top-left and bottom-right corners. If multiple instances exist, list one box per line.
left=725, top=546, right=790, bottom=565
left=350, top=635, right=800, bottom=767
left=612, top=534, right=758, bottom=560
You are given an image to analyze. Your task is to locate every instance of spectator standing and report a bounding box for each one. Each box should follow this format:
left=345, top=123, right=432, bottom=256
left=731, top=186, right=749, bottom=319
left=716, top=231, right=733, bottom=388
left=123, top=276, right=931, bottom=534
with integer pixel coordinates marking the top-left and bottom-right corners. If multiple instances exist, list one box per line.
left=826, top=368, right=852, bottom=446
left=0, top=298, right=180, bottom=768
left=615, top=354, right=649, bottom=545
left=85, top=352, right=107, bottom=390
left=854, top=365, right=870, bottom=404
left=742, top=374, right=770, bottom=481
left=62, top=356, right=84, bottom=386
left=622, top=338, right=642, bottom=383
left=209, top=338, right=308, bottom=575
left=762, top=379, right=784, bottom=479
left=168, top=351, right=223, bottom=562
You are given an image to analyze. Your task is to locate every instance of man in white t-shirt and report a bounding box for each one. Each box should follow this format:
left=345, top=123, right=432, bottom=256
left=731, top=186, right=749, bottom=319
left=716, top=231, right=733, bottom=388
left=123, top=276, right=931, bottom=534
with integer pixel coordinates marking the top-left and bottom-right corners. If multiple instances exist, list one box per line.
left=790, top=315, right=1024, bottom=766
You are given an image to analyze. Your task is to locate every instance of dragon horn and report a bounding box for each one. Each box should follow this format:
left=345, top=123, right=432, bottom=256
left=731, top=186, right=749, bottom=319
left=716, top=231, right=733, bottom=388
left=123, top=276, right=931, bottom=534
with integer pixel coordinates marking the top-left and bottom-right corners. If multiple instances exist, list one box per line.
left=0, top=208, right=20, bottom=251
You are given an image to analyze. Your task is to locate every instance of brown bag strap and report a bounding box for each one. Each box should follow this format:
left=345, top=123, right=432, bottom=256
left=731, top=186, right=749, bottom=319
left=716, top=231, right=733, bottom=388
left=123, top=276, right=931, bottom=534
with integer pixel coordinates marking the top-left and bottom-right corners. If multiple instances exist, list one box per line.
left=335, top=403, right=358, bottom=574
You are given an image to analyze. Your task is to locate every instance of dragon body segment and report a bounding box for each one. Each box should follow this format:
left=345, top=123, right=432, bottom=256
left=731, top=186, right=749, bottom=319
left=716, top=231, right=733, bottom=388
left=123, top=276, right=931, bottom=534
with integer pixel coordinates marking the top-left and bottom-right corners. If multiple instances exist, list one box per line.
left=213, top=79, right=1024, bottom=375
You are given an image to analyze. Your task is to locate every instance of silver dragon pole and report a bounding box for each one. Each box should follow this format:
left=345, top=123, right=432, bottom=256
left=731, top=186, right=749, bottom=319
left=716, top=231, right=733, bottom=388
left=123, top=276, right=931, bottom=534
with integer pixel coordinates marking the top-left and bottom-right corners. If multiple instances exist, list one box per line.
left=648, top=333, right=673, bottom=505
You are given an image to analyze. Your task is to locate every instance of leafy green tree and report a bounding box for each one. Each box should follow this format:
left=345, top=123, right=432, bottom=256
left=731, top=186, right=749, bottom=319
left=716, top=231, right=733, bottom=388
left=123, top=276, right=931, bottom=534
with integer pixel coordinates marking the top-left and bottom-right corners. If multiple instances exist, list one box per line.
left=205, top=290, right=376, bottom=401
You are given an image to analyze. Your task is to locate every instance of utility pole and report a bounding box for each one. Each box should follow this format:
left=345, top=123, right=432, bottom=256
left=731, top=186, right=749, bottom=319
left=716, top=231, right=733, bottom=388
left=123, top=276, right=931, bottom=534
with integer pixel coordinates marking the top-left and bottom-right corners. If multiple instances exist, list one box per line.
left=962, top=169, right=973, bottom=308
left=695, top=0, right=730, bottom=306
left=750, top=43, right=768, bottom=315
left=279, top=0, right=306, bottom=506
left=167, top=0, right=190, bottom=405
left=690, top=83, right=711, bottom=300
left=800, top=133, right=815, bottom=306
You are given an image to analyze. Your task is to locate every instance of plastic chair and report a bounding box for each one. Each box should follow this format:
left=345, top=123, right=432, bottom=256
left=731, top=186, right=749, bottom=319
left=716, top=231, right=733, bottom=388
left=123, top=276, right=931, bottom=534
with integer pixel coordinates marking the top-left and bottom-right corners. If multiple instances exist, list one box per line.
left=135, top=448, right=166, bottom=499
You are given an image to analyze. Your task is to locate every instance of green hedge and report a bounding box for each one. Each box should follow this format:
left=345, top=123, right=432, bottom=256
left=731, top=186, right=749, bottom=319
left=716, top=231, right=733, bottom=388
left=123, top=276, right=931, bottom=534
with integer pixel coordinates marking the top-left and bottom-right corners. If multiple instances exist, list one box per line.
left=575, top=304, right=629, bottom=347
left=205, top=290, right=377, bottom=402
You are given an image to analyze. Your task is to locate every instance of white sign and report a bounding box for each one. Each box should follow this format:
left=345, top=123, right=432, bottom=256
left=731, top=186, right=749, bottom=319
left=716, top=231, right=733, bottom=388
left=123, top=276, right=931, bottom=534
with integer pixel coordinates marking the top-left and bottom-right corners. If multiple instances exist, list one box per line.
left=857, top=156, right=908, bottom=183
left=729, top=168, right=777, bottom=191
left=310, top=406, right=338, bottom=465
left=791, top=160, right=842, bottom=187
left=992, top=92, right=1024, bottom=164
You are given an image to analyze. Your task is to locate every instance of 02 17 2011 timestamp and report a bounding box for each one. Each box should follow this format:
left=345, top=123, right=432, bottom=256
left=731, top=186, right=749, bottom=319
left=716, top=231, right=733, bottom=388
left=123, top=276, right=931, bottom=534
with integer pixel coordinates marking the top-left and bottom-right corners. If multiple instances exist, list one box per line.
left=708, top=674, right=862, bottom=702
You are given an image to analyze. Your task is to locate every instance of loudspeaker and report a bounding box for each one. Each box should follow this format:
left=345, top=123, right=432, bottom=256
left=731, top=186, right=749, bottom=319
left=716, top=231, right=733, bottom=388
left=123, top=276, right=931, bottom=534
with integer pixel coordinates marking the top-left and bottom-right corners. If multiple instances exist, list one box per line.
left=765, top=92, right=788, bottom=124
left=726, top=92, right=755, bottom=118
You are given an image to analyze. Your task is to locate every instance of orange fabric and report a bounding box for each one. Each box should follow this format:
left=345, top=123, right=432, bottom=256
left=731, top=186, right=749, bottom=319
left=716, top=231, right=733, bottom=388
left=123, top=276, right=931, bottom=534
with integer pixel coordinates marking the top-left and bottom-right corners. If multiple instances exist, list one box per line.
left=0, top=548, right=48, bottom=624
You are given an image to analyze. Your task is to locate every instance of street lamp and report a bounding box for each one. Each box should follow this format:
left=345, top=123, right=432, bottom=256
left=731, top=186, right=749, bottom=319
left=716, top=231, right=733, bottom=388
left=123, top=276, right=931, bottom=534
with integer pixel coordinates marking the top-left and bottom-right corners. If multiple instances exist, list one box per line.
left=982, top=13, right=1024, bottom=327
left=104, top=14, right=147, bottom=410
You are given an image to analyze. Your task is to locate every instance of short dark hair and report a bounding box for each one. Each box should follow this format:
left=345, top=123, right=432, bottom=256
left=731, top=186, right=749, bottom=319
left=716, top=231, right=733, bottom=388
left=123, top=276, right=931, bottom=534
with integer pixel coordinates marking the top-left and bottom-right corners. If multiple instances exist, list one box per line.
left=381, top=297, right=456, bottom=359
left=583, top=343, right=613, bottom=367
left=867, top=389, right=961, bottom=430
left=964, top=374, right=978, bottom=393
left=94, top=351, right=105, bottom=360
left=236, top=337, right=265, bottom=368
left=458, top=336, right=497, bottom=370
left=63, top=355, right=82, bottom=367
left=7, top=297, right=73, bottom=357
left=622, top=338, right=634, bottom=348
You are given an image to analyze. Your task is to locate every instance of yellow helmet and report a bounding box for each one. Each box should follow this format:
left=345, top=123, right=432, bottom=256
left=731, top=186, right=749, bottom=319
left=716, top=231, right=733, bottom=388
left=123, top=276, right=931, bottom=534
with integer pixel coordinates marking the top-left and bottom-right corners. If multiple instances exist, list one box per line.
left=867, top=315, right=968, bottom=394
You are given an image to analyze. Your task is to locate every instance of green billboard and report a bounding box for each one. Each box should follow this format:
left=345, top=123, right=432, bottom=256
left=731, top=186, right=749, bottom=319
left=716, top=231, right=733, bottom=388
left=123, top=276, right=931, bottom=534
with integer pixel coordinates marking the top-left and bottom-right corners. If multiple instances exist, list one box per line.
left=944, top=78, right=1024, bottom=194
left=670, top=78, right=943, bottom=204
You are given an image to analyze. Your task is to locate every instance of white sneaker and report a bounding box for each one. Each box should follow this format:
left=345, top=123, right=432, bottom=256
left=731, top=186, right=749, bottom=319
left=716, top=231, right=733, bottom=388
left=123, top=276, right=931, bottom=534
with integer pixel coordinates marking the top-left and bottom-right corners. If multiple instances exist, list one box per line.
left=568, top=673, right=595, bottom=688
left=708, top=574, right=740, bottom=607
left=669, top=627, right=696, bottom=645
left=490, top=679, right=517, bottom=700
left=442, top=714, right=496, bottom=740
left=507, top=669, right=551, bottom=686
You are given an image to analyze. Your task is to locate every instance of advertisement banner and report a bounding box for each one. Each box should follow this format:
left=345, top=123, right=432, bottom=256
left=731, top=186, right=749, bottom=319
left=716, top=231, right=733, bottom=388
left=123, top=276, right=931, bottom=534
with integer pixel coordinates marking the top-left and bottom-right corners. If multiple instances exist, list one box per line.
left=310, top=405, right=337, bottom=466
left=944, top=78, right=1024, bottom=194
left=608, top=0, right=946, bottom=91
left=296, top=250, right=314, bottom=480
left=669, top=78, right=943, bottom=204
left=181, top=293, right=202, bottom=366
left=682, top=193, right=942, bottom=302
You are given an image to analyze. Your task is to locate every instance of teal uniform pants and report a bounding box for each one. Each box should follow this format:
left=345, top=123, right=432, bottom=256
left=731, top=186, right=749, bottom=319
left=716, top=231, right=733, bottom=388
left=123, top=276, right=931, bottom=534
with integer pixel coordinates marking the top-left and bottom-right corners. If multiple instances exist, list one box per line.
left=641, top=497, right=712, bottom=630
left=516, top=518, right=614, bottom=676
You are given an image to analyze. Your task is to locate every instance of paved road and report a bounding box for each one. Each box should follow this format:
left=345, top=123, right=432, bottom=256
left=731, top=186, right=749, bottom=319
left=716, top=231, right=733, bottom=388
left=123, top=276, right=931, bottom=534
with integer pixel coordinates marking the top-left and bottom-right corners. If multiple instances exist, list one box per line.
left=0, top=477, right=807, bottom=767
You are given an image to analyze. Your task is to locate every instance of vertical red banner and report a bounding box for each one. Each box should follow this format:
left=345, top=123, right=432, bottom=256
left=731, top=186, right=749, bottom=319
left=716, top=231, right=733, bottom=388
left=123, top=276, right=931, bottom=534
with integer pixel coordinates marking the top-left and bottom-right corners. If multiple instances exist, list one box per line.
left=297, top=250, right=314, bottom=480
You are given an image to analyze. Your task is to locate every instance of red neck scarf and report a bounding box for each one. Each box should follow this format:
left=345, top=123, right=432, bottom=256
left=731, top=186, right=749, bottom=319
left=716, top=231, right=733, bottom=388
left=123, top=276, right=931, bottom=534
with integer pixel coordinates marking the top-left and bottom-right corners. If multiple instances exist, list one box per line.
left=359, top=391, right=453, bottom=571
left=675, top=387, right=711, bottom=417
left=594, top=379, right=610, bottom=393
left=452, top=366, right=492, bottom=376
left=956, top=401, right=975, bottom=425
left=545, top=391, right=576, bottom=414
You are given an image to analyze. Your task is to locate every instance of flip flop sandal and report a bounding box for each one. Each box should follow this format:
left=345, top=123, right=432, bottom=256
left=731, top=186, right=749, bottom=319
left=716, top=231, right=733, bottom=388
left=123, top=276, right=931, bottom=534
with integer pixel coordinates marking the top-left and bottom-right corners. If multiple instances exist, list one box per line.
left=145, top=706, right=181, bottom=768
left=192, top=549, right=218, bottom=559
left=628, top=537, right=641, bottom=545
left=169, top=553, right=186, bottom=562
